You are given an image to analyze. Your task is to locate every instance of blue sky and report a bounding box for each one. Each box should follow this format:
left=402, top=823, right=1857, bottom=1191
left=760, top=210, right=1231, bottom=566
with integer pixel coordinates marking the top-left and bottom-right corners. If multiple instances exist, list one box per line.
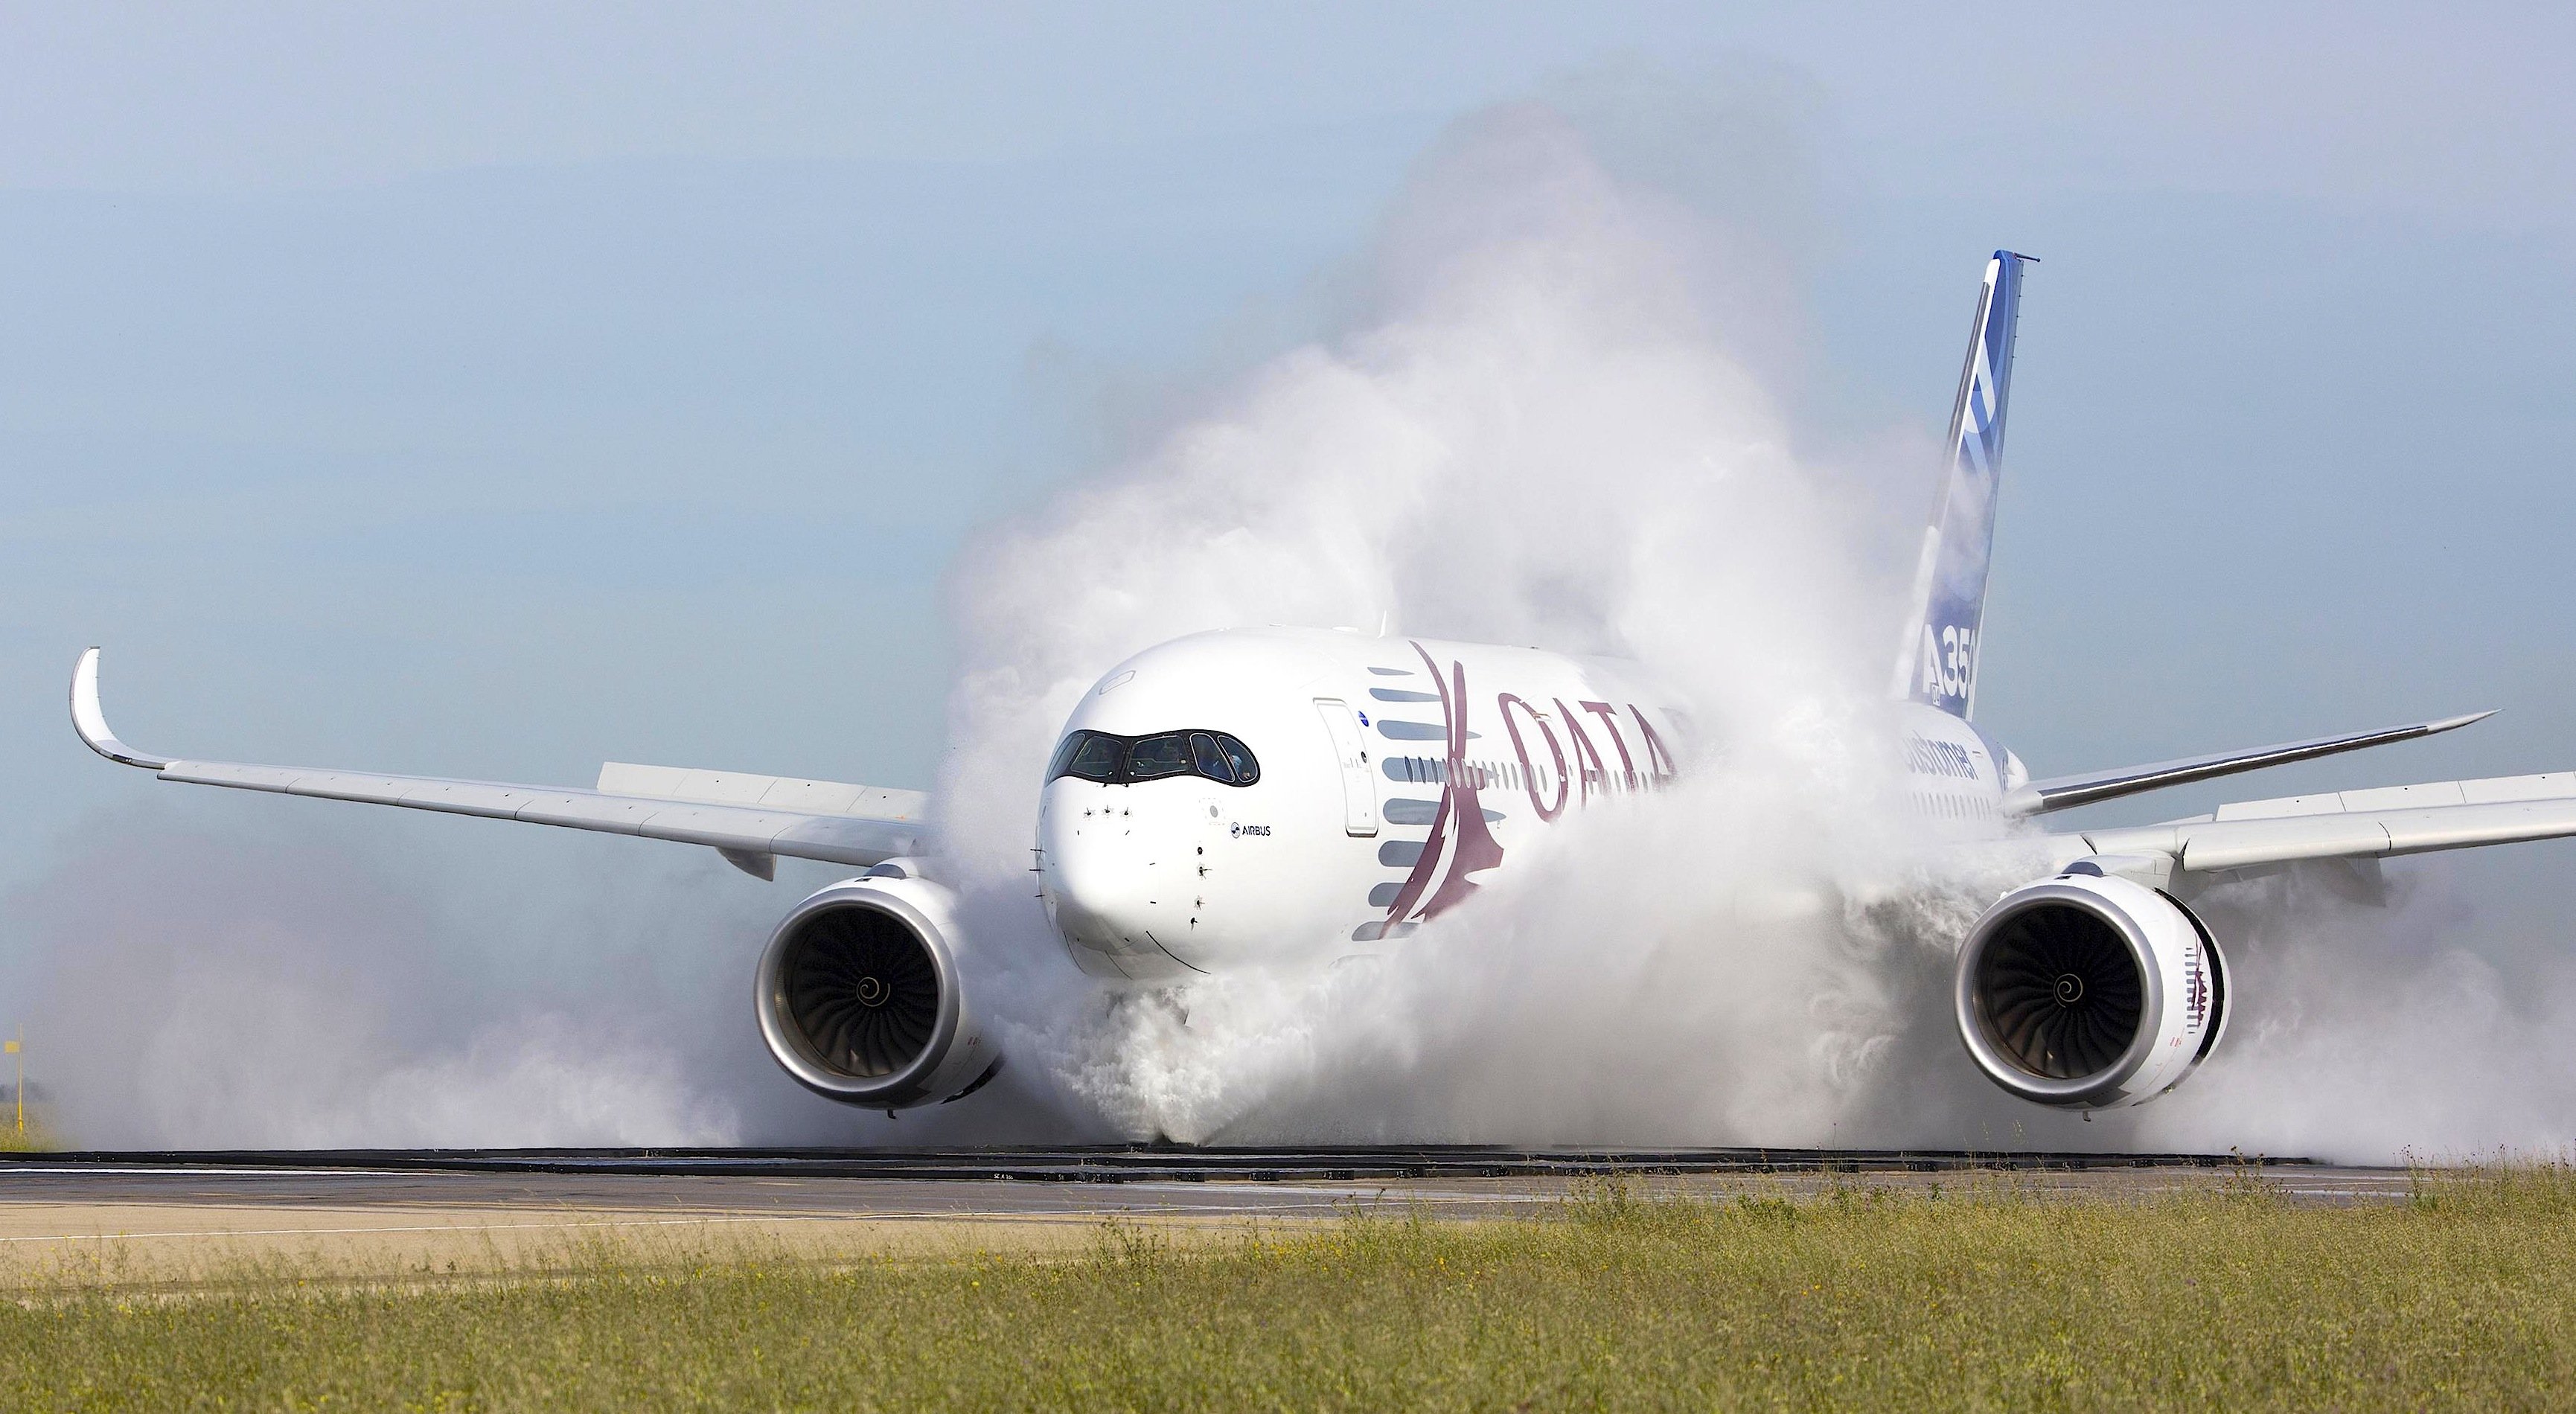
left=3, top=4, right=2572, bottom=1134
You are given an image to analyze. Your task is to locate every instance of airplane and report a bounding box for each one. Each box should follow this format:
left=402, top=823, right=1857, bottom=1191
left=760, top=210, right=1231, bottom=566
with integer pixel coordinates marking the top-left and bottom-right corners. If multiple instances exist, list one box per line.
left=68, top=252, right=2576, bottom=1118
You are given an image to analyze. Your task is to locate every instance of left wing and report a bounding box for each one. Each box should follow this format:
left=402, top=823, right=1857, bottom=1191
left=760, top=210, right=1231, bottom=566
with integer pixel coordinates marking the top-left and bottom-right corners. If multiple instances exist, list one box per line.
left=2001, top=711, right=2492, bottom=817
left=71, top=648, right=927, bottom=877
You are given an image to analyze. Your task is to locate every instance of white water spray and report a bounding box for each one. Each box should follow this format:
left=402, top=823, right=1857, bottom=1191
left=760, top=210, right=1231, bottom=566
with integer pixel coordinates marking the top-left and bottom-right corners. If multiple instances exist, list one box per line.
left=17, top=822, right=746, bottom=1148
left=939, top=92, right=2576, bottom=1159
left=936, top=99, right=1987, bottom=1145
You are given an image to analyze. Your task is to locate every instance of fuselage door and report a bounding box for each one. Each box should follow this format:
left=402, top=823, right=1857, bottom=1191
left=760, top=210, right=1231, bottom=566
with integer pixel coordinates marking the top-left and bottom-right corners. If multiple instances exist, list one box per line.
left=1313, top=698, right=1379, bottom=838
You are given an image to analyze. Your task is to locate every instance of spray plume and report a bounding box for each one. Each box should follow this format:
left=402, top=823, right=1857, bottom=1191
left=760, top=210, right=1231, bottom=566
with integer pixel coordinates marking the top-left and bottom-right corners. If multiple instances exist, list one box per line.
left=939, top=92, right=2576, bottom=1159
left=936, top=97, right=1975, bottom=1145
left=14, top=820, right=750, bottom=1148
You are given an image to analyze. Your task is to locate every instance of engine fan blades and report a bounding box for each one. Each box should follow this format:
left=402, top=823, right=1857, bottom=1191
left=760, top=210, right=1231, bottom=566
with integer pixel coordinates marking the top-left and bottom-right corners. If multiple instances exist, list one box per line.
left=1975, top=904, right=2144, bottom=1080
left=780, top=907, right=942, bottom=1078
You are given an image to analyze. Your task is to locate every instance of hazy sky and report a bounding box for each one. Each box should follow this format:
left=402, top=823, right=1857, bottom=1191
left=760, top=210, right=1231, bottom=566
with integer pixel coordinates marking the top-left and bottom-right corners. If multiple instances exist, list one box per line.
left=4, top=4, right=2574, bottom=1127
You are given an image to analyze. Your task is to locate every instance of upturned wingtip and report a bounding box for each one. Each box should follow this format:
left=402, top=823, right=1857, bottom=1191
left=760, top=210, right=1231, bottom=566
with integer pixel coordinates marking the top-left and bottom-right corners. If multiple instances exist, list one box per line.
left=71, top=647, right=171, bottom=771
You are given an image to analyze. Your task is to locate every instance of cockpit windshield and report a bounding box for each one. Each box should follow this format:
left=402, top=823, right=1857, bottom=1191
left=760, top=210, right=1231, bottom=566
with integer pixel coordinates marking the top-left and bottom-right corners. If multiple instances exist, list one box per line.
left=1128, top=734, right=1192, bottom=779
left=1047, top=729, right=1260, bottom=787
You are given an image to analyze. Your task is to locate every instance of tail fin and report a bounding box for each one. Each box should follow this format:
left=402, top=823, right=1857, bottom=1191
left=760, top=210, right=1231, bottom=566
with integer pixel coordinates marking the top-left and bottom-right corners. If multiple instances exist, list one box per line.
left=1893, top=250, right=2036, bottom=718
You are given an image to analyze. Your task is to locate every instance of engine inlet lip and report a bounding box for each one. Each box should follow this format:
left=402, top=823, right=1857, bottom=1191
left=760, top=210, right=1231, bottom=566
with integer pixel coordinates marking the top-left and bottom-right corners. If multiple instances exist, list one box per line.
left=755, top=884, right=961, bottom=1106
left=1955, top=880, right=2167, bottom=1107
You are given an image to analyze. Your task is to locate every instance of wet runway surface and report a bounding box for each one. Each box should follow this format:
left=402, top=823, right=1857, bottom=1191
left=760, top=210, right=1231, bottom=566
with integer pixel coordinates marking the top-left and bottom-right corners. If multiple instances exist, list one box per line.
left=0, top=1148, right=2417, bottom=1276
left=0, top=1145, right=2407, bottom=1218
left=0, top=1143, right=2330, bottom=1178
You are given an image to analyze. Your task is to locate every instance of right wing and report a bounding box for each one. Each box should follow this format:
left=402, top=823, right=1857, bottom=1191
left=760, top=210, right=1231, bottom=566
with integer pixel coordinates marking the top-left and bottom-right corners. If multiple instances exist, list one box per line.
left=71, top=648, right=927, bottom=878
left=2001, top=711, right=2493, bottom=817
left=2066, top=770, right=2576, bottom=874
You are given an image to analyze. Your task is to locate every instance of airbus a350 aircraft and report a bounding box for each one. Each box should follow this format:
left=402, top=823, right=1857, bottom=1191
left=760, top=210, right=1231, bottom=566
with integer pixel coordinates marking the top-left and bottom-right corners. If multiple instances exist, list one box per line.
left=71, top=252, right=2576, bottom=1116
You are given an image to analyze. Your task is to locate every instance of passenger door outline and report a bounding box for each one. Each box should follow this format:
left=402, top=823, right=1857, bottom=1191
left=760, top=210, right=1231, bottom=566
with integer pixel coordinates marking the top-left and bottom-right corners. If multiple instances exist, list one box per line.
left=1313, top=698, right=1379, bottom=837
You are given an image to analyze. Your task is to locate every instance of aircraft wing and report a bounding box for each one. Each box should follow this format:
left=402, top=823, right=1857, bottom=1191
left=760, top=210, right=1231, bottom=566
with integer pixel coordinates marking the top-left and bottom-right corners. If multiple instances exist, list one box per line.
left=2000, top=711, right=2492, bottom=816
left=2062, top=770, right=2576, bottom=874
left=70, top=648, right=927, bottom=878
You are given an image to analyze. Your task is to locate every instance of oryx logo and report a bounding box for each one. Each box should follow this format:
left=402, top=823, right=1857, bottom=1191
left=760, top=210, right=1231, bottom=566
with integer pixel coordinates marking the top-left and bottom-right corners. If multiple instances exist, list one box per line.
left=1377, top=642, right=1506, bottom=929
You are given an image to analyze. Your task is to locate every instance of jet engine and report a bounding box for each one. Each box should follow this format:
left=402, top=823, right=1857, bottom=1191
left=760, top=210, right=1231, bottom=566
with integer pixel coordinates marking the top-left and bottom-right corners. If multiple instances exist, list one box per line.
left=1953, top=870, right=2228, bottom=1109
left=753, top=866, right=1001, bottom=1110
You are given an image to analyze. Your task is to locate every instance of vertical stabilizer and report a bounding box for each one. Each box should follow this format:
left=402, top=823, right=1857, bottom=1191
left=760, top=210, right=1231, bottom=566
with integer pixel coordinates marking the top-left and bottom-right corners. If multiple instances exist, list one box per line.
left=1893, top=250, right=2035, bottom=718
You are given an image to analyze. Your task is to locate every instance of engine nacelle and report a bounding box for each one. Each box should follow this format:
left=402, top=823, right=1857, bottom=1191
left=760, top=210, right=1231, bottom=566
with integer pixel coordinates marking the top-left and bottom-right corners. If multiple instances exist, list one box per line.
left=753, top=866, right=1001, bottom=1110
left=1953, top=871, right=2228, bottom=1109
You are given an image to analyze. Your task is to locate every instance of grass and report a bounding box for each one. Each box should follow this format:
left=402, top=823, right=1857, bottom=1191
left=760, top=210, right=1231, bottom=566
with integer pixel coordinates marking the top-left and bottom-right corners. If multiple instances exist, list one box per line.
left=5, top=1167, right=2576, bottom=1410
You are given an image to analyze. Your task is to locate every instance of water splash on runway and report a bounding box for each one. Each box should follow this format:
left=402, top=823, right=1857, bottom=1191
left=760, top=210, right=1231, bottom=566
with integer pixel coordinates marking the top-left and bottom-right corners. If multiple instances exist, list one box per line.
left=15, top=822, right=745, bottom=1148
left=936, top=80, right=1993, bottom=1146
left=934, top=73, right=2576, bottom=1162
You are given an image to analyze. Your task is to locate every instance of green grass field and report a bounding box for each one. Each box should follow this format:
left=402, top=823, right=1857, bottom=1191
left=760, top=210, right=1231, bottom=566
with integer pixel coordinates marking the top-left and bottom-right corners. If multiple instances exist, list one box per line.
left=7, top=1168, right=2575, bottom=1411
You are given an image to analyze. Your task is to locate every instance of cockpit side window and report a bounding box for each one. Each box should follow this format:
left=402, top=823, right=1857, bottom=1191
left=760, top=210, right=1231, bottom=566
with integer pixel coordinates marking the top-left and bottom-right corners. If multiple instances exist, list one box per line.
left=1046, top=729, right=1261, bottom=786
left=1189, top=732, right=1233, bottom=784
left=1214, top=733, right=1259, bottom=785
left=1052, top=731, right=1121, bottom=783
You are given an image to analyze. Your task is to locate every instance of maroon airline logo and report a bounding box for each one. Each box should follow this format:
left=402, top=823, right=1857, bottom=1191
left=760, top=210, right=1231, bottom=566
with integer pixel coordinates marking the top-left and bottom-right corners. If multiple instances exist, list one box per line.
left=1378, top=642, right=1677, bottom=930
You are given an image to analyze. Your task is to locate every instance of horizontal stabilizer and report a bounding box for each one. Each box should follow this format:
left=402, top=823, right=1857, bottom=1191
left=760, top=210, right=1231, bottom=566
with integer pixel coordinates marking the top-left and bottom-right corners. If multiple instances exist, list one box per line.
left=2002, top=711, right=2492, bottom=817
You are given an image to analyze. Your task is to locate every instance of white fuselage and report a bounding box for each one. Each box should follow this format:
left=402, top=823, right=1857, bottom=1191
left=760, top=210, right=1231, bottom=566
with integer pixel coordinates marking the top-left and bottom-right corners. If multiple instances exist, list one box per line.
left=1033, top=627, right=2027, bottom=980
left=1895, top=698, right=2026, bottom=834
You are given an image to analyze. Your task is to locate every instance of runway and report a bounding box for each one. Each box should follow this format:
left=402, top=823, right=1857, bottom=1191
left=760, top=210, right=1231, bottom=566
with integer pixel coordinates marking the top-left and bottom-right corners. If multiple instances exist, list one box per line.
left=0, top=1148, right=2407, bottom=1279
left=0, top=1142, right=2324, bottom=1181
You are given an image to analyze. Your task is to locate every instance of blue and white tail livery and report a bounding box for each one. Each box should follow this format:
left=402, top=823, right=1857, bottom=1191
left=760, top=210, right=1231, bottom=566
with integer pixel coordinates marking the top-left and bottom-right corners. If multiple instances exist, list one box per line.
left=1894, top=250, right=2036, bottom=718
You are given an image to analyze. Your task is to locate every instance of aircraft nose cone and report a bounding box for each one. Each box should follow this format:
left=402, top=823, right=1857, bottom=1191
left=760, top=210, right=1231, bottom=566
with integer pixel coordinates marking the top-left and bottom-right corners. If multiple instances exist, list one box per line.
left=1039, top=785, right=1204, bottom=977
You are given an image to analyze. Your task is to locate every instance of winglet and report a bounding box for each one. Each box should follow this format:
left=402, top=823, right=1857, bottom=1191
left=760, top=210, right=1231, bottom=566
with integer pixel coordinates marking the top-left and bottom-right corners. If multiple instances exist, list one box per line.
left=71, top=648, right=173, bottom=770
